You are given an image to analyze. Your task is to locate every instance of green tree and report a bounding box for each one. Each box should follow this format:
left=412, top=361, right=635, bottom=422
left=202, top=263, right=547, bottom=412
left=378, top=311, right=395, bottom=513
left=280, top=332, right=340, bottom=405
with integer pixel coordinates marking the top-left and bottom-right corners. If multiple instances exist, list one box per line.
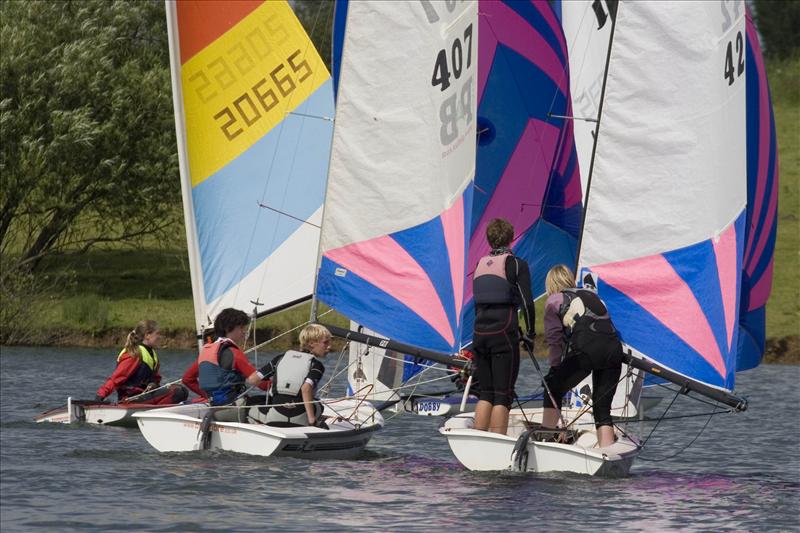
left=753, top=0, right=800, bottom=59
left=0, top=0, right=179, bottom=271
left=293, top=0, right=334, bottom=71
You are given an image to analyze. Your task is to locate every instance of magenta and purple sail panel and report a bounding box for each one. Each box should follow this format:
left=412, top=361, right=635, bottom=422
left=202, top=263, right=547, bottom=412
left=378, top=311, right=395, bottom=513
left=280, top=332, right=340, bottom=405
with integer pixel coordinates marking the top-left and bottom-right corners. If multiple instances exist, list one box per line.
left=461, top=0, right=582, bottom=341
left=738, top=9, right=779, bottom=371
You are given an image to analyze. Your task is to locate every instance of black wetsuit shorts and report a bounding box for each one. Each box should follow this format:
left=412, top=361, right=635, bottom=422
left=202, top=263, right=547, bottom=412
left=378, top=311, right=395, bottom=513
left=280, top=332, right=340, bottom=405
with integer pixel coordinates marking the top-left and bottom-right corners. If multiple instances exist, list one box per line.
left=473, top=305, right=520, bottom=408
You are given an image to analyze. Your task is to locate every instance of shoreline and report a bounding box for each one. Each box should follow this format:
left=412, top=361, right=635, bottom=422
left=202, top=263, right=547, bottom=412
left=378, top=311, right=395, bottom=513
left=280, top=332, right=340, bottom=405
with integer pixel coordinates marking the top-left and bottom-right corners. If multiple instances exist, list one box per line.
left=4, top=328, right=799, bottom=365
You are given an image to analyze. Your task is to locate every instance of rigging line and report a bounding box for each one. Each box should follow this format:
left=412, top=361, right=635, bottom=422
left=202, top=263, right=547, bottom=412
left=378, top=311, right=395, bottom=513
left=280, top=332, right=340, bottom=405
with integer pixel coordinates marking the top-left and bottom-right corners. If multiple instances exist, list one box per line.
left=286, top=111, right=334, bottom=121
left=257, top=201, right=321, bottom=228
left=361, top=352, right=460, bottom=375
left=639, top=387, right=682, bottom=448
left=564, top=368, right=627, bottom=429
left=318, top=342, right=349, bottom=398
left=244, top=308, right=332, bottom=354
left=638, top=404, right=719, bottom=462
left=547, top=113, right=598, bottom=123
left=637, top=410, right=732, bottom=422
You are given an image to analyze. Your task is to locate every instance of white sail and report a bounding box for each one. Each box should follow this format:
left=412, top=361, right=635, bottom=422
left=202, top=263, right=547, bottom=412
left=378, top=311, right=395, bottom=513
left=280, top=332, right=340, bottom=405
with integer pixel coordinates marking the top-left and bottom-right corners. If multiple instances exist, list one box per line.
left=316, top=1, right=478, bottom=353
left=579, top=1, right=748, bottom=392
left=560, top=0, right=614, bottom=195
left=320, top=0, right=477, bottom=252
left=580, top=2, right=746, bottom=268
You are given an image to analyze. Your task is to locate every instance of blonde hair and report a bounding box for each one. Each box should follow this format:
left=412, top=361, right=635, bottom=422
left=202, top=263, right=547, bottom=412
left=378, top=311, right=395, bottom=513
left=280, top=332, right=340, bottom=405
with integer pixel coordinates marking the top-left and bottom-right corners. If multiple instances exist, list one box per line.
left=299, top=324, right=331, bottom=351
left=545, top=264, right=576, bottom=296
left=124, top=319, right=159, bottom=355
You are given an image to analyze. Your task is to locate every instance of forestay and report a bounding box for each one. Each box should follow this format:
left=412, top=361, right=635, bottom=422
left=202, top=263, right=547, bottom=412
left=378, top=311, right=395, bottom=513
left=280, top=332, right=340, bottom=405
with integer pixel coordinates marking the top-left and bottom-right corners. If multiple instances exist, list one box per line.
left=317, top=0, right=478, bottom=353
left=166, top=0, right=334, bottom=336
left=578, top=1, right=748, bottom=392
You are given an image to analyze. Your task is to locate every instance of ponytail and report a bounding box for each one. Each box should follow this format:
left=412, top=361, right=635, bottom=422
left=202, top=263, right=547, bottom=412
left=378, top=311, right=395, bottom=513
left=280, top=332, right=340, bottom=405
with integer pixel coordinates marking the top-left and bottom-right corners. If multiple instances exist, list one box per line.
left=123, top=319, right=159, bottom=357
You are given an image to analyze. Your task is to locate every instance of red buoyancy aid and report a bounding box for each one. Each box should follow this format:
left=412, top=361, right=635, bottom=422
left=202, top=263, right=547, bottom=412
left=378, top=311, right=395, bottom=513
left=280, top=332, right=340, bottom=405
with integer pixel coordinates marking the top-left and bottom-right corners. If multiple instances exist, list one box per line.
left=197, top=340, right=246, bottom=405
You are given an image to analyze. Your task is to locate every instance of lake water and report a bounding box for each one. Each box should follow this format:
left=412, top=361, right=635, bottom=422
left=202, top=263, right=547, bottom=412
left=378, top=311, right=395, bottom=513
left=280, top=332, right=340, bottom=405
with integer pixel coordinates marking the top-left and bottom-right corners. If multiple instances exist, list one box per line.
left=1, top=346, right=798, bottom=532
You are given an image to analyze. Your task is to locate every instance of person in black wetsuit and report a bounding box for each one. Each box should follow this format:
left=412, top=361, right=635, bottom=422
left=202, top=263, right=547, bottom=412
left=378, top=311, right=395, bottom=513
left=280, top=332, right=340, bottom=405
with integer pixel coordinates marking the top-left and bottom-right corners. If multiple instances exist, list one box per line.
left=472, top=218, right=535, bottom=435
left=541, top=267, right=624, bottom=448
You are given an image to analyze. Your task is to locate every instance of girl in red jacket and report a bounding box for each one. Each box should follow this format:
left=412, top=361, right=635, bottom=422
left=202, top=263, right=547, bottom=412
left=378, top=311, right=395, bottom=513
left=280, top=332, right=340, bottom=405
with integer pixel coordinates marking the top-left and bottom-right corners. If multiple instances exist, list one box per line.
left=95, top=320, right=187, bottom=404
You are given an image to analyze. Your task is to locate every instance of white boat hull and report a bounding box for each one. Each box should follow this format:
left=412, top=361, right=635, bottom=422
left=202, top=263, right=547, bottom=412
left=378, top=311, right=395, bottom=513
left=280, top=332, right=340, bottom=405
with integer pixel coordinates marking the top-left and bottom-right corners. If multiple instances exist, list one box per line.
left=440, top=408, right=640, bottom=476
left=35, top=397, right=171, bottom=428
left=134, top=399, right=383, bottom=460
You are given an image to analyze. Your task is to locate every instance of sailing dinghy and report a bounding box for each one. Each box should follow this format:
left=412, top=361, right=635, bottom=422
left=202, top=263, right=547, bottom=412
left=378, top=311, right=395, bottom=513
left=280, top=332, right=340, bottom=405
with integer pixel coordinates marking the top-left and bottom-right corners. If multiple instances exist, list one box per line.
left=35, top=398, right=169, bottom=427
left=134, top=0, right=382, bottom=459
left=442, top=0, right=773, bottom=476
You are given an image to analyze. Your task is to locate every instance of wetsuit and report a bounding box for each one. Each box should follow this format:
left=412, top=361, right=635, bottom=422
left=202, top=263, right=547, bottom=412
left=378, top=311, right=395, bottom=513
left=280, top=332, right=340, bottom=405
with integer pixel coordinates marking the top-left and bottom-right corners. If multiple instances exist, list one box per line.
left=543, top=288, right=624, bottom=427
left=472, top=249, right=534, bottom=408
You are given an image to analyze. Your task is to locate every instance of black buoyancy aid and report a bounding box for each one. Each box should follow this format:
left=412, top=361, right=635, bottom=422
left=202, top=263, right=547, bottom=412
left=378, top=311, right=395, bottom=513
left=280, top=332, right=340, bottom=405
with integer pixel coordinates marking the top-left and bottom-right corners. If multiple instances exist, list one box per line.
left=473, top=252, right=517, bottom=305
left=558, top=288, right=616, bottom=336
left=197, top=340, right=245, bottom=404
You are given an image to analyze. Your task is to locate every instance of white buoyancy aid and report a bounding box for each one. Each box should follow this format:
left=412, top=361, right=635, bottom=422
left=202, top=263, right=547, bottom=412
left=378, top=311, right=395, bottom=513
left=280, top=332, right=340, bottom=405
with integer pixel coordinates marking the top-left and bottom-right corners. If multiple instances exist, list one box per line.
left=275, top=350, right=314, bottom=396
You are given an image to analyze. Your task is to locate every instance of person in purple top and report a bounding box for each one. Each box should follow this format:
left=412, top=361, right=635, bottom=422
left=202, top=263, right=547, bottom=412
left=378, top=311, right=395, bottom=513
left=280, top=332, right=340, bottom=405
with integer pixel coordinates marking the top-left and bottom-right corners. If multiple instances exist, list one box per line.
left=543, top=264, right=575, bottom=370
left=541, top=264, right=624, bottom=448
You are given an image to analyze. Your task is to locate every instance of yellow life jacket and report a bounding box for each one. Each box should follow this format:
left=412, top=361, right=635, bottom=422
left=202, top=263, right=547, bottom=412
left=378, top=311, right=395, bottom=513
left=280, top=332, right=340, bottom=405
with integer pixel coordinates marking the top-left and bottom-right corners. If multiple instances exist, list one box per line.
left=117, top=345, right=159, bottom=371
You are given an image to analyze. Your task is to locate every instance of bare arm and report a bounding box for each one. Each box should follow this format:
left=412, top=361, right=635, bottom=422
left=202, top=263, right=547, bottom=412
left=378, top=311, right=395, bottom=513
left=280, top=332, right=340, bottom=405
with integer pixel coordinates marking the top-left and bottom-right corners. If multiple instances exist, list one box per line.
left=245, top=370, right=264, bottom=387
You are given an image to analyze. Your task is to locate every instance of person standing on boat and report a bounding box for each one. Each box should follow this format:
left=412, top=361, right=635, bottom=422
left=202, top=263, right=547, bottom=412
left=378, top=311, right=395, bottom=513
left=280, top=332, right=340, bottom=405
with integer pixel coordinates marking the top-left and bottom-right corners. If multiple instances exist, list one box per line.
left=95, top=320, right=188, bottom=404
left=257, top=324, right=329, bottom=428
left=472, top=218, right=535, bottom=435
left=195, top=308, right=270, bottom=406
left=541, top=264, right=624, bottom=448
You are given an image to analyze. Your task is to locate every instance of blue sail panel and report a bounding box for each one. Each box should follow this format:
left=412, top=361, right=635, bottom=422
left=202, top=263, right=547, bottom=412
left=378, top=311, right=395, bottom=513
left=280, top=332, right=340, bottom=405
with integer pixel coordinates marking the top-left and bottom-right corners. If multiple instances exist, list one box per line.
left=318, top=190, right=472, bottom=354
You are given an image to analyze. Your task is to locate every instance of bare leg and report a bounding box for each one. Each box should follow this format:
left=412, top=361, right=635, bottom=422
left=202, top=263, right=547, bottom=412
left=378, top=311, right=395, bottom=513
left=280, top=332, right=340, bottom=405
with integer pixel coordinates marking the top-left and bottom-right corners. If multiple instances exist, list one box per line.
left=542, top=407, right=561, bottom=428
left=474, top=400, right=493, bottom=431
left=596, top=425, right=616, bottom=447
left=489, top=404, right=510, bottom=435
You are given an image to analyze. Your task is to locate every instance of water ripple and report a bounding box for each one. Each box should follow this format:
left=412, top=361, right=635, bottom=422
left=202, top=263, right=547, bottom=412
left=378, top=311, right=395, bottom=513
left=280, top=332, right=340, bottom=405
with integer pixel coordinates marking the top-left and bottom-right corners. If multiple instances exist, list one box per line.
left=1, top=347, right=798, bottom=532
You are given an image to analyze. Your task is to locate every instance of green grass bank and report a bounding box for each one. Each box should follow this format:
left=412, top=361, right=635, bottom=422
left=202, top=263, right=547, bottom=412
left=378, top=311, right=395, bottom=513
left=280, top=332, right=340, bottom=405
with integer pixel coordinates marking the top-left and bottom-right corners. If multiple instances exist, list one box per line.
left=6, top=58, right=800, bottom=362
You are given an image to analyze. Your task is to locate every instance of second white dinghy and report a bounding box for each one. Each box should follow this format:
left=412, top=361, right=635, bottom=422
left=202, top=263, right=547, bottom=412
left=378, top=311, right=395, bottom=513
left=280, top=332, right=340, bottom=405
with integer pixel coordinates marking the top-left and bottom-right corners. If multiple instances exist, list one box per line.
left=134, top=399, right=383, bottom=459
left=440, top=407, right=639, bottom=477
